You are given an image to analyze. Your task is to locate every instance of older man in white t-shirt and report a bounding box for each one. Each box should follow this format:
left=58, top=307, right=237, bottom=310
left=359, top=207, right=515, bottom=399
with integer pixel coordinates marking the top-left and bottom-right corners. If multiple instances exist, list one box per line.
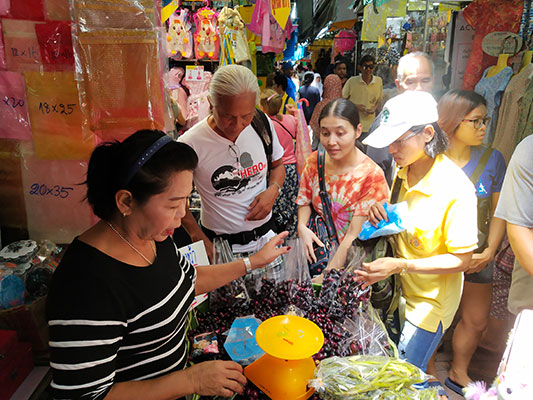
left=179, top=65, right=285, bottom=277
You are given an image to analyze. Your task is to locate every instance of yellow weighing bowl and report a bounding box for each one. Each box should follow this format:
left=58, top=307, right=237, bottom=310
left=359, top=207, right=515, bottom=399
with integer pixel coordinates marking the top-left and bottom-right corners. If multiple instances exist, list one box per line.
left=255, top=315, right=324, bottom=360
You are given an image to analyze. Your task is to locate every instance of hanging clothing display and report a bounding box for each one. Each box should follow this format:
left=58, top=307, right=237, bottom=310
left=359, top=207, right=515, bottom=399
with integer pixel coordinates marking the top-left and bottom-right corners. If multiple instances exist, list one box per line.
left=474, top=66, right=513, bottom=145
left=166, top=67, right=189, bottom=122
left=193, top=7, right=219, bottom=60
left=514, top=77, right=533, bottom=145
left=167, top=8, right=193, bottom=59
left=248, top=0, right=293, bottom=54
left=462, top=0, right=523, bottom=90
left=492, top=64, right=533, bottom=162
left=183, top=71, right=211, bottom=129
left=218, top=6, right=250, bottom=65
left=518, top=0, right=533, bottom=46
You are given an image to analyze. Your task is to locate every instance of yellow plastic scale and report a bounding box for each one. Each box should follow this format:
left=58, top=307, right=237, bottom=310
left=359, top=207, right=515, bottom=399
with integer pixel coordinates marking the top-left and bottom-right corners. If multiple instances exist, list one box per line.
left=244, top=315, right=324, bottom=400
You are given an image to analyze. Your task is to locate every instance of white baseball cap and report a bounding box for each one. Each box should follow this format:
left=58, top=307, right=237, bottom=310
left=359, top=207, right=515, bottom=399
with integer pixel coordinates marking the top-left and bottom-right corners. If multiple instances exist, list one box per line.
left=363, top=91, right=439, bottom=149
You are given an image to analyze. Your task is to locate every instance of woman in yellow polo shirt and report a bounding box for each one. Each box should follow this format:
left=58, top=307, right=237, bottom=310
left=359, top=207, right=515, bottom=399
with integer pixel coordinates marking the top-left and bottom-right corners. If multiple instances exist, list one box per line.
left=357, top=91, right=478, bottom=397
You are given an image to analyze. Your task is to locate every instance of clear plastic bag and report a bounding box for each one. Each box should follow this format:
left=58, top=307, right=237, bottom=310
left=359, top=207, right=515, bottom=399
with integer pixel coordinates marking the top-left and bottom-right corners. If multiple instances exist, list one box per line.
left=223, top=315, right=264, bottom=366
left=318, top=246, right=370, bottom=319
left=282, top=238, right=315, bottom=314
left=340, top=310, right=395, bottom=358
left=209, top=237, right=250, bottom=312
left=309, top=355, right=434, bottom=400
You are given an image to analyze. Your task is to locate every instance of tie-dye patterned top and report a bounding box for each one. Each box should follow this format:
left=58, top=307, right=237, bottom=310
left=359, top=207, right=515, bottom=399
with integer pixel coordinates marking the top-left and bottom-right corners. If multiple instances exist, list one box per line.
left=297, top=151, right=390, bottom=241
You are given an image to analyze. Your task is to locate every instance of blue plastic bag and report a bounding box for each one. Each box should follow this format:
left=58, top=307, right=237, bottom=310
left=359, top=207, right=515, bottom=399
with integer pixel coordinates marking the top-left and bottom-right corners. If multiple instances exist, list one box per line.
left=358, top=202, right=408, bottom=241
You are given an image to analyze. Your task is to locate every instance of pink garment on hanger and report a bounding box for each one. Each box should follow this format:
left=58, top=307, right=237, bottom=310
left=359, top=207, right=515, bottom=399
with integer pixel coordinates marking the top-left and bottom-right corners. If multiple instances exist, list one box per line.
left=166, top=67, right=189, bottom=118
left=183, top=71, right=211, bottom=129
left=249, top=0, right=292, bottom=54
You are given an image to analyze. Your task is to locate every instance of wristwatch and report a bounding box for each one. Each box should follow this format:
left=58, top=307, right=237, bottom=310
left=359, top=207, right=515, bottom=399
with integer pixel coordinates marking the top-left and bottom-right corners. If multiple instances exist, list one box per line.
left=243, top=257, right=253, bottom=274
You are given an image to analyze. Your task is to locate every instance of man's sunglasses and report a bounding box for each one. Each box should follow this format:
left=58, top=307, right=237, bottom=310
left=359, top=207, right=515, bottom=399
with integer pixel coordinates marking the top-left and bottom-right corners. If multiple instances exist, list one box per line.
left=362, top=64, right=375, bottom=70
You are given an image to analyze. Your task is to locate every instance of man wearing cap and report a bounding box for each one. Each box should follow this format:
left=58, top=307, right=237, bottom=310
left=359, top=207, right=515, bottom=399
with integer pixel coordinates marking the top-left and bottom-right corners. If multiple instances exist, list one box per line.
left=179, top=64, right=286, bottom=281
left=281, top=61, right=298, bottom=102
left=356, top=91, right=478, bottom=399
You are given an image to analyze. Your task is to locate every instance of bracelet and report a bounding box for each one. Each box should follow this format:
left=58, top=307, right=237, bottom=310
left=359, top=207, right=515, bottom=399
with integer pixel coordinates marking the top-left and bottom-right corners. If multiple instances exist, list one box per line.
left=271, top=182, right=282, bottom=195
left=243, top=257, right=253, bottom=274
left=400, top=259, right=408, bottom=276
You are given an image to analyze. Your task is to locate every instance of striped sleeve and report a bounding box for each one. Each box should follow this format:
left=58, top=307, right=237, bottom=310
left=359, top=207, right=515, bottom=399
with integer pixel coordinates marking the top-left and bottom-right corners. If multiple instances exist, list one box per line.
left=48, top=281, right=125, bottom=400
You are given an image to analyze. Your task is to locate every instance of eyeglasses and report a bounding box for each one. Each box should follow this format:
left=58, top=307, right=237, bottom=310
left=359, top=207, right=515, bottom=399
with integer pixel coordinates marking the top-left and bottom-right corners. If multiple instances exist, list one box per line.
left=462, top=117, right=490, bottom=130
left=362, top=64, right=375, bottom=70
left=391, top=129, right=423, bottom=146
left=228, top=144, right=241, bottom=170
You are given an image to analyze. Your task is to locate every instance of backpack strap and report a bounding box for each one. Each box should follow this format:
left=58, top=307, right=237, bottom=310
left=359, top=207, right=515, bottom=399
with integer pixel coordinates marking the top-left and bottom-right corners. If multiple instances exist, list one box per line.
left=390, top=175, right=402, bottom=204
left=251, top=108, right=273, bottom=180
left=469, top=147, right=494, bottom=186
left=317, top=148, right=339, bottom=243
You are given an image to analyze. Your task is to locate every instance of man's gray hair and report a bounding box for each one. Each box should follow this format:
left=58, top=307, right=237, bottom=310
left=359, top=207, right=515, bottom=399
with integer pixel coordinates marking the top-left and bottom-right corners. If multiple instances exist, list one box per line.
left=209, top=64, right=260, bottom=107
left=397, top=52, right=434, bottom=81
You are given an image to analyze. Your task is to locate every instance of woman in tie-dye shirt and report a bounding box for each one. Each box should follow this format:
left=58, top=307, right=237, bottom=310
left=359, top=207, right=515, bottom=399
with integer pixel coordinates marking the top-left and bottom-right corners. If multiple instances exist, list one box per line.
left=297, top=98, right=389, bottom=271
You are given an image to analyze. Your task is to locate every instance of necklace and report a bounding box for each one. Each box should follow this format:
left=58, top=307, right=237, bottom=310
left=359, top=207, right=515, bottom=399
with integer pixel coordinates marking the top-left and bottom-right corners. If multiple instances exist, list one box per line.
left=106, top=221, right=156, bottom=265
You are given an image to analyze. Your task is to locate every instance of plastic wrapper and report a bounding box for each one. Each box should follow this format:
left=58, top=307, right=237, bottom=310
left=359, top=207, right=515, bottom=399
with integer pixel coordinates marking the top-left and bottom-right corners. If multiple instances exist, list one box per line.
left=9, top=0, right=45, bottom=21
left=2, top=19, right=43, bottom=72
left=191, top=331, right=219, bottom=362
left=209, top=237, right=250, bottom=312
left=358, top=202, right=408, bottom=241
left=295, top=99, right=312, bottom=176
left=43, top=0, right=70, bottom=21
left=35, top=21, right=74, bottom=70
left=71, top=0, right=165, bottom=142
left=309, top=355, right=435, bottom=400
left=223, top=315, right=264, bottom=366
left=340, top=312, right=395, bottom=358
left=281, top=238, right=315, bottom=315
left=0, top=139, right=27, bottom=228
left=25, top=71, right=95, bottom=159
left=71, top=0, right=157, bottom=31
left=0, top=71, right=32, bottom=140
left=318, top=246, right=369, bottom=316
left=0, top=1, right=9, bottom=17
left=20, top=143, right=96, bottom=243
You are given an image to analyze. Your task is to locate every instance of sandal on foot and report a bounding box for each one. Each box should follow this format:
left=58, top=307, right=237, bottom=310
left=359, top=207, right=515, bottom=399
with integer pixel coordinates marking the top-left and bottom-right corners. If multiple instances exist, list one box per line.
left=445, top=377, right=465, bottom=396
left=428, top=380, right=450, bottom=399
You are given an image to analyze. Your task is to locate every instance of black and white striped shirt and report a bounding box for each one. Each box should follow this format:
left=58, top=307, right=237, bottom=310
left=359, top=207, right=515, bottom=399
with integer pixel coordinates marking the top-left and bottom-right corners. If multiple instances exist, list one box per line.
left=47, top=237, right=196, bottom=399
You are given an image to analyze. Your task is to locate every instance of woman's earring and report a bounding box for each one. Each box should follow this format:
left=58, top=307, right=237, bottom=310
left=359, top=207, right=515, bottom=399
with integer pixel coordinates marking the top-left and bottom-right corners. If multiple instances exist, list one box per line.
left=122, top=212, right=127, bottom=217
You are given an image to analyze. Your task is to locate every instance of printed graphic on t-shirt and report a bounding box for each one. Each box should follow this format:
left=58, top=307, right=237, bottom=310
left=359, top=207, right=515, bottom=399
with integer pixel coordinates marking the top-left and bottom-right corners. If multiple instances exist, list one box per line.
left=210, top=151, right=267, bottom=197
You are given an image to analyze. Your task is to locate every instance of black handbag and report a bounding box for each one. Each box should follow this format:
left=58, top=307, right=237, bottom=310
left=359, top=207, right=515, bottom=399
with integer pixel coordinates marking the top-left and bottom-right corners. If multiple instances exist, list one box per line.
left=307, top=148, right=339, bottom=277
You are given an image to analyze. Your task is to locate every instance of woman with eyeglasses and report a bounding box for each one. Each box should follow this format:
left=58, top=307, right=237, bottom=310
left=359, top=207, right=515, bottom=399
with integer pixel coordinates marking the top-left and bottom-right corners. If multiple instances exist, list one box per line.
left=436, top=90, right=507, bottom=395
left=356, top=91, right=479, bottom=399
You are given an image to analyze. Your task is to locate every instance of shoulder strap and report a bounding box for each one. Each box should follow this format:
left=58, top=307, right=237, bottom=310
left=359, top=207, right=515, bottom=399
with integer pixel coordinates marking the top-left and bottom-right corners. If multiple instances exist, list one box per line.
left=469, top=147, right=494, bottom=186
left=317, top=148, right=338, bottom=242
left=251, top=108, right=273, bottom=178
left=272, top=117, right=296, bottom=139
left=390, top=175, right=402, bottom=204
